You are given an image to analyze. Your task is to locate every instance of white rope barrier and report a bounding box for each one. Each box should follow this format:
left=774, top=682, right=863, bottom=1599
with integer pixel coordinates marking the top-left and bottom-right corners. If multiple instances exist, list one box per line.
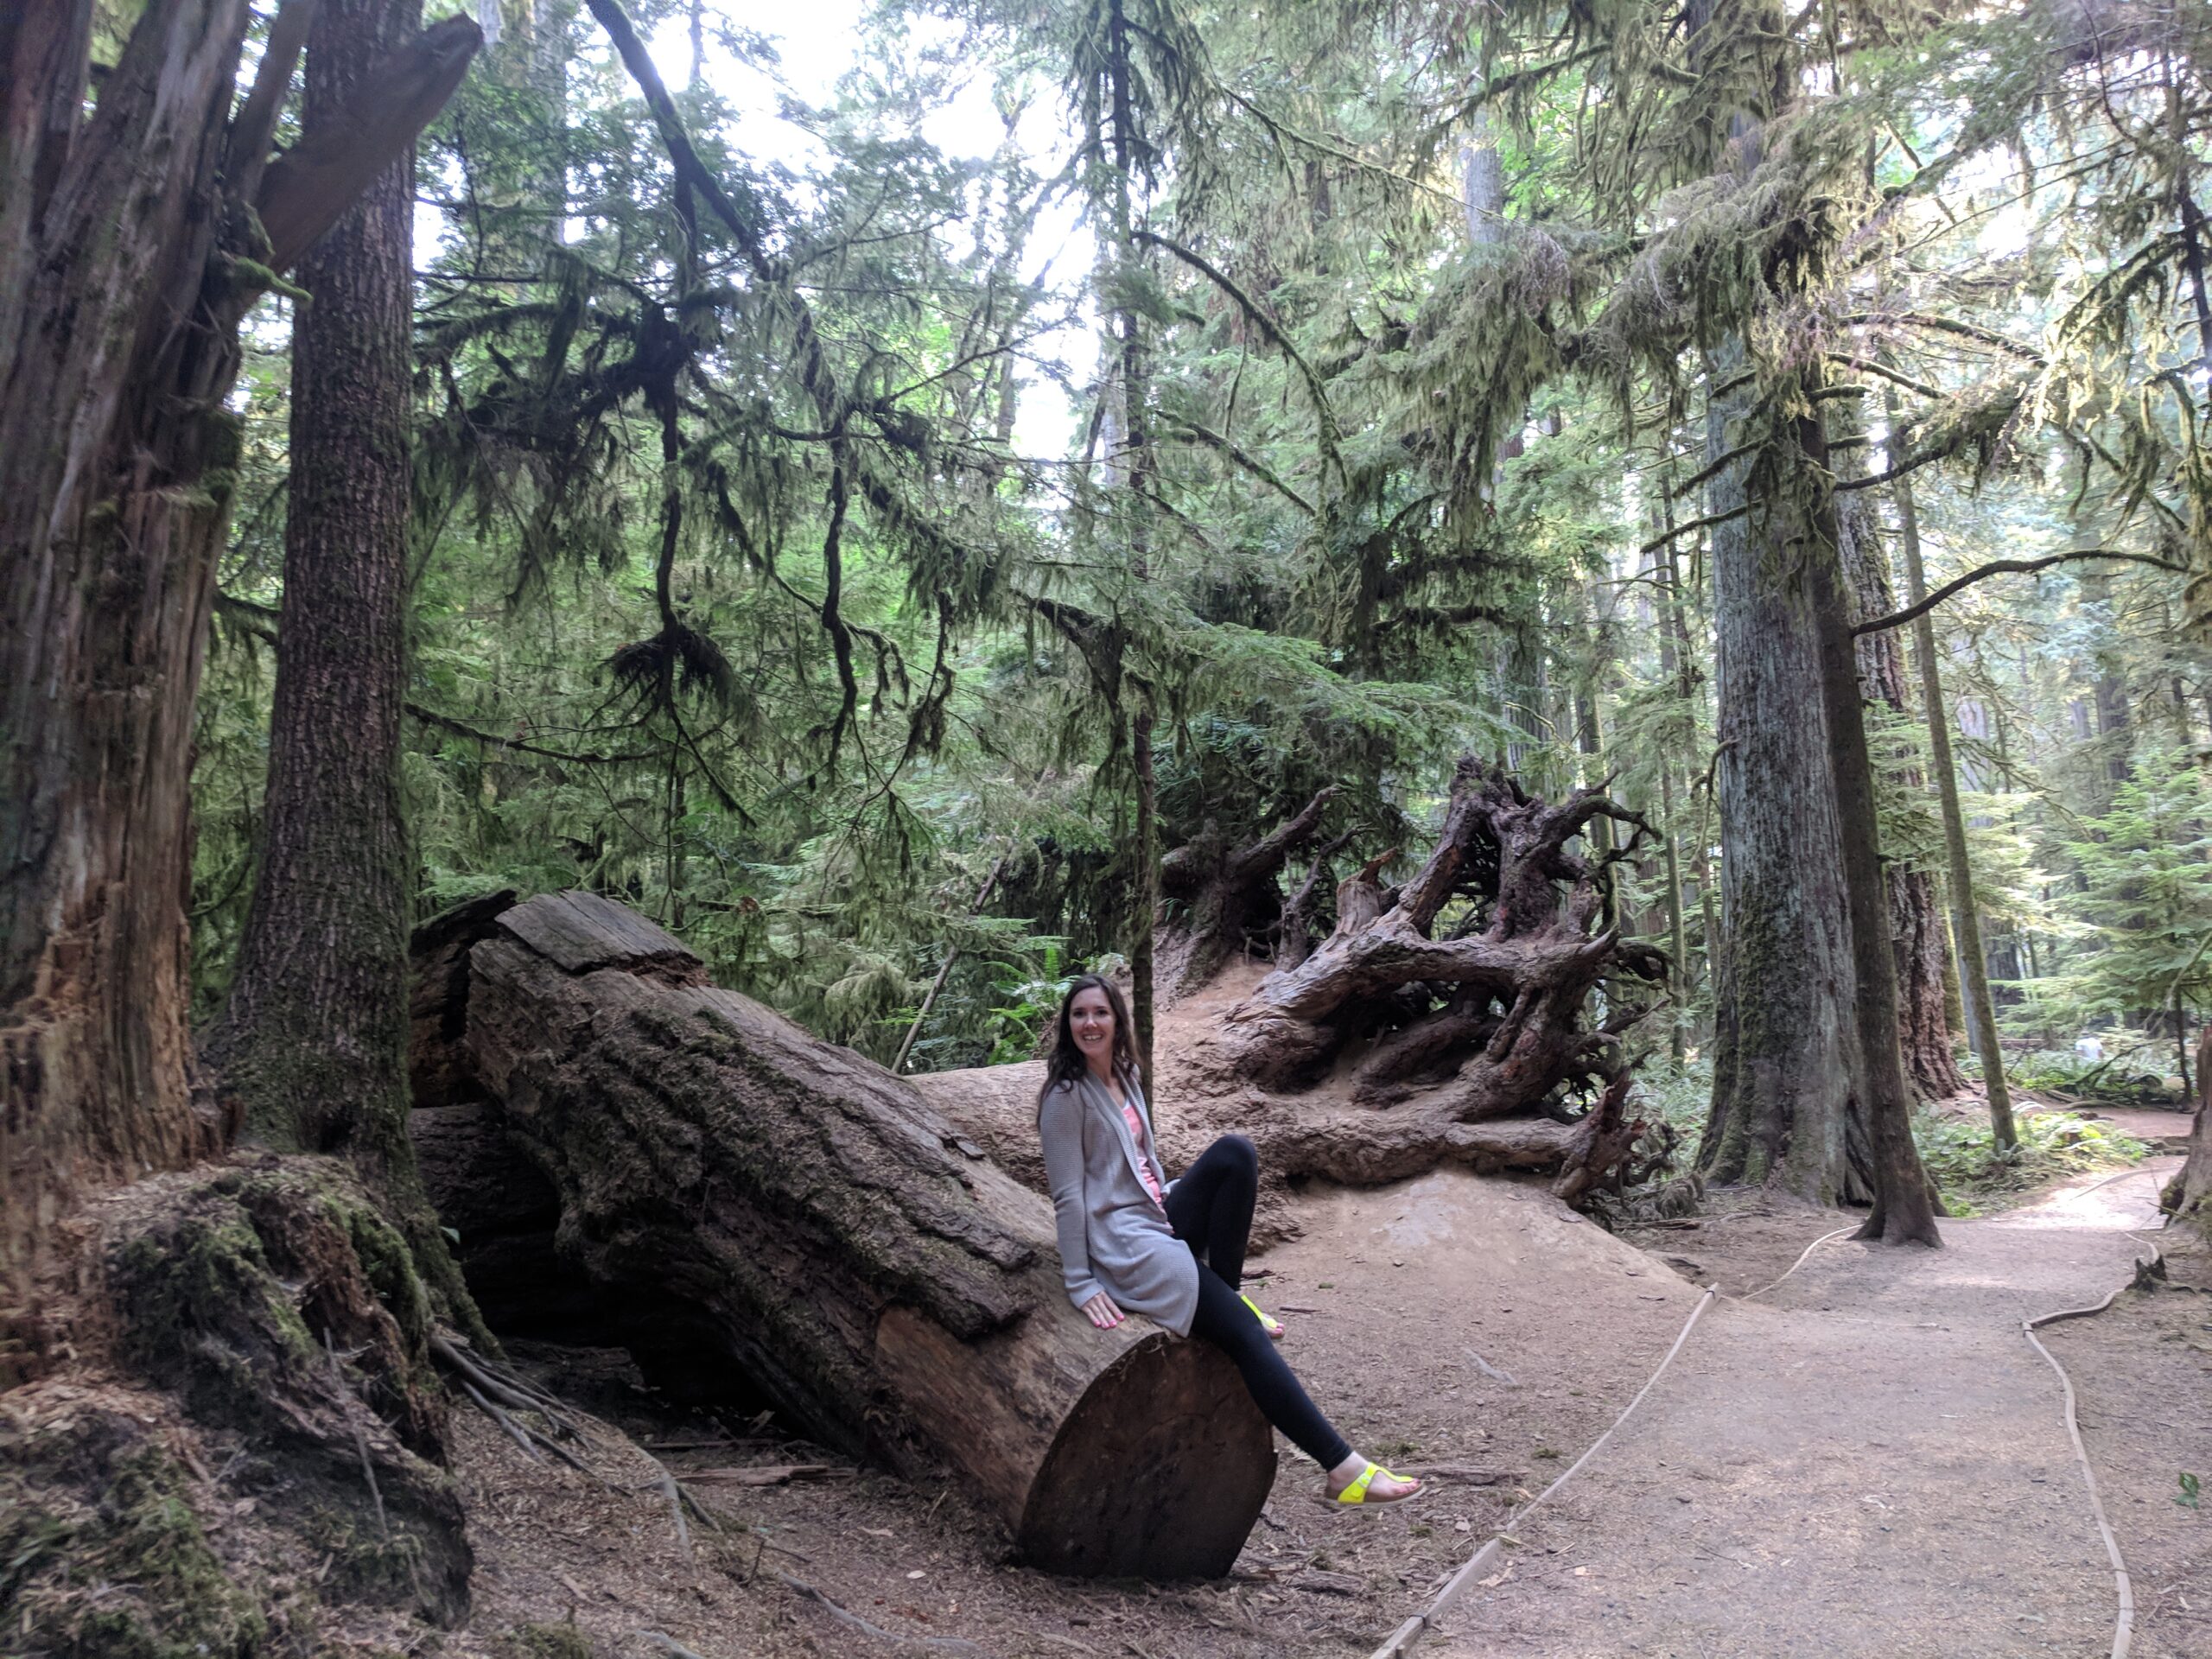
left=1368, top=1223, right=1860, bottom=1659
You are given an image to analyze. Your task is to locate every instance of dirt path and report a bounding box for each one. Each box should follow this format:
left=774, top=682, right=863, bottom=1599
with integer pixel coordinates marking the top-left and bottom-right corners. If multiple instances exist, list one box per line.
left=1423, top=1160, right=2181, bottom=1659
left=393, top=1149, right=2193, bottom=1659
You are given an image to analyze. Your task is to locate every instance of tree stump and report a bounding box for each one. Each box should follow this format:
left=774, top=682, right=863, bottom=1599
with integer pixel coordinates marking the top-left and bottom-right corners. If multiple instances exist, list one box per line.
left=408, top=890, right=1274, bottom=1578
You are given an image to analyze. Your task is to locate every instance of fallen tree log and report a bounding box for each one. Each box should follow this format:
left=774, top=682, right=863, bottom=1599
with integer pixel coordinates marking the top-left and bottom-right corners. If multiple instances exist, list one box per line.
left=409, top=889, right=1272, bottom=1578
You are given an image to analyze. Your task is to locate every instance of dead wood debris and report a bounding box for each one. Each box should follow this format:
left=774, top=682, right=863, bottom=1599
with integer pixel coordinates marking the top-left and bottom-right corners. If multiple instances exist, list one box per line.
left=682, top=1463, right=848, bottom=1487
left=774, top=1570, right=986, bottom=1654
left=322, top=1327, right=388, bottom=1535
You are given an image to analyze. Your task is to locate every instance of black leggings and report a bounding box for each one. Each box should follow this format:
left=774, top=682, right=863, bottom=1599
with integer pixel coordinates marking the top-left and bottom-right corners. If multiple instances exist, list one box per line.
left=1167, top=1135, right=1353, bottom=1471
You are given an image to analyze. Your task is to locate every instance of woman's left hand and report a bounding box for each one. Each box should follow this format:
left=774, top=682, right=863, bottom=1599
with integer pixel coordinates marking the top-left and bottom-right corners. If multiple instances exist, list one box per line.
left=1079, top=1291, right=1127, bottom=1329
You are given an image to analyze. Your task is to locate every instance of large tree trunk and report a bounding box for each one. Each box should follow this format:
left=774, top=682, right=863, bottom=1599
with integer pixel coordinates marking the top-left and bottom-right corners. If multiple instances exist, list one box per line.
left=1834, top=422, right=1966, bottom=1102
left=1800, top=388, right=1939, bottom=1245
left=0, top=0, right=477, bottom=1318
left=212, top=0, right=420, bottom=1156
left=202, top=0, right=476, bottom=1338
left=1685, top=3, right=1937, bottom=1242
left=2, top=0, right=261, bottom=1321
left=1699, top=350, right=1869, bottom=1204
left=2164, top=1027, right=2212, bottom=1235
left=409, top=890, right=1275, bottom=1579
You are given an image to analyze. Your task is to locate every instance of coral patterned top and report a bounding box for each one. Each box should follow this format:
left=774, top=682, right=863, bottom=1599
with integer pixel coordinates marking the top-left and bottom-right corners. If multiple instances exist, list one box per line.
left=1120, top=1100, right=1166, bottom=1209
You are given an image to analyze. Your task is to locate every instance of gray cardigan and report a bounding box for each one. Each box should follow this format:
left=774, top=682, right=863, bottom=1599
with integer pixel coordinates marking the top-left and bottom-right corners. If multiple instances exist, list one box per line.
left=1037, top=1071, right=1199, bottom=1338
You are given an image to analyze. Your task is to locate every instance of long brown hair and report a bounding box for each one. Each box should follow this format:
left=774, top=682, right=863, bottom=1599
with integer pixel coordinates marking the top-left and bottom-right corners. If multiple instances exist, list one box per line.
left=1037, top=974, right=1140, bottom=1109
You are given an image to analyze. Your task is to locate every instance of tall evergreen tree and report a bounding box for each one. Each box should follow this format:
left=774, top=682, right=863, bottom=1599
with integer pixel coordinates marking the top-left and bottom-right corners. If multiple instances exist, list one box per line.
left=203, top=0, right=482, bottom=1325
left=0, top=0, right=477, bottom=1299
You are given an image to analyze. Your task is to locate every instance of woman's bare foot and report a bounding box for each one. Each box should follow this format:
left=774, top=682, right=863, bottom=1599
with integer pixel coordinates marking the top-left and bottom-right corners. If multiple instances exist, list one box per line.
left=1325, top=1452, right=1421, bottom=1503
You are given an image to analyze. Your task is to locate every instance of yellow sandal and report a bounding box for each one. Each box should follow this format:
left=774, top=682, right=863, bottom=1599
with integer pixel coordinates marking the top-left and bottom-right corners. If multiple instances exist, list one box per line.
left=1324, top=1462, right=1421, bottom=1507
left=1238, top=1292, right=1285, bottom=1341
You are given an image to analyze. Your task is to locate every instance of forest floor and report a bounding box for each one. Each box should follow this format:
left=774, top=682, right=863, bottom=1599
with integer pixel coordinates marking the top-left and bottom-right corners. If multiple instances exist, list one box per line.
left=365, top=1129, right=2207, bottom=1659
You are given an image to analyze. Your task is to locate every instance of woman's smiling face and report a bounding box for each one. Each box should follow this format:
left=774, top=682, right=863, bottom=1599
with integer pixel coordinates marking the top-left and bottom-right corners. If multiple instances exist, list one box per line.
left=1069, top=986, right=1116, bottom=1067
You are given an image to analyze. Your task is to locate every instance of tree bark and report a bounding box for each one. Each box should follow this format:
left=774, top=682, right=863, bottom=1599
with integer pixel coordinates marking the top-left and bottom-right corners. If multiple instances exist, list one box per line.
left=1834, top=419, right=1965, bottom=1102
left=1800, top=390, right=1940, bottom=1246
left=410, top=890, right=1275, bottom=1578
left=1891, top=393, right=2017, bottom=1148
left=1149, top=760, right=1662, bottom=1200
left=1698, top=351, right=1868, bottom=1204
left=201, top=0, right=479, bottom=1342
left=0, top=0, right=477, bottom=1308
left=1656, top=505, right=1695, bottom=1060
left=1132, top=695, right=1160, bottom=1090
left=2165, top=1027, right=2212, bottom=1235
left=1159, top=786, right=1338, bottom=994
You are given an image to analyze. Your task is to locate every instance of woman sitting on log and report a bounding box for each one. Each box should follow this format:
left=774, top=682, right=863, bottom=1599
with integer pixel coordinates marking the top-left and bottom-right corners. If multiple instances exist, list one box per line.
left=1037, top=975, right=1422, bottom=1507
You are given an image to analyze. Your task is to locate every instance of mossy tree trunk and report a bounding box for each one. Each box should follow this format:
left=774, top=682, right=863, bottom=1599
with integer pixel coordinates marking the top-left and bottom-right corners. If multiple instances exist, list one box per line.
left=1699, top=346, right=1870, bottom=1205
left=200, top=0, right=482, bottom=1336
left=2165, top=1027, right=2212, bottom=1234
left=1890, top=391, right=2017, bottom=1148
left=0, top=0, right=477, bottom=1314
left=1103, top=0, right=1160, bottom=1093
left=1799, top=386, right=1941, bottom=1246
left=1834, top=414, right=1966, bottom=1103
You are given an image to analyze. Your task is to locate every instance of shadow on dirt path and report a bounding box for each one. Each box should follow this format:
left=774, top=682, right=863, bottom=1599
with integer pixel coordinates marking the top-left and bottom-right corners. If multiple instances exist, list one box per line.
left=1424, top=1159, right=2181, bottom=1659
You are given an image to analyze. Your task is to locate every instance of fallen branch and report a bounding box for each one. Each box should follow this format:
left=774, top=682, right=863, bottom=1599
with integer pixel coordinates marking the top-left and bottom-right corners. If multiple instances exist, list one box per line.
left=458, top=1376, right=542, bottom=1463
left=645, top=1438, right=779, bottom=1452
left=1294, top=1569, right=1366, bottom=1597
left=775, top=1572, right=986, bottom=1655
left=1400, top=1464, right=1527, bottom=1485
left=324, top=1330, right=388, bottom=1536
left=656, top=1470, right=694, bottom=1563
left=681, top=1464, right=848, bottom=1487
left=448, top=1366, right=602, bottom=1478
left=431, top=1330, right=590, bottom=1441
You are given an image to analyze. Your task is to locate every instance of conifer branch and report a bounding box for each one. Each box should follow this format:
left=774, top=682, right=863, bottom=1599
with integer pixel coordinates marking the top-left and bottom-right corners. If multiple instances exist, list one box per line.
left=1131, top=229, right=1345, bottom=492
left=1851, top=550, right=2188, bottom=637
left=1166, top=416, right=1316, bottom=515
left=1842, top=311, right=2044, bottom=363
